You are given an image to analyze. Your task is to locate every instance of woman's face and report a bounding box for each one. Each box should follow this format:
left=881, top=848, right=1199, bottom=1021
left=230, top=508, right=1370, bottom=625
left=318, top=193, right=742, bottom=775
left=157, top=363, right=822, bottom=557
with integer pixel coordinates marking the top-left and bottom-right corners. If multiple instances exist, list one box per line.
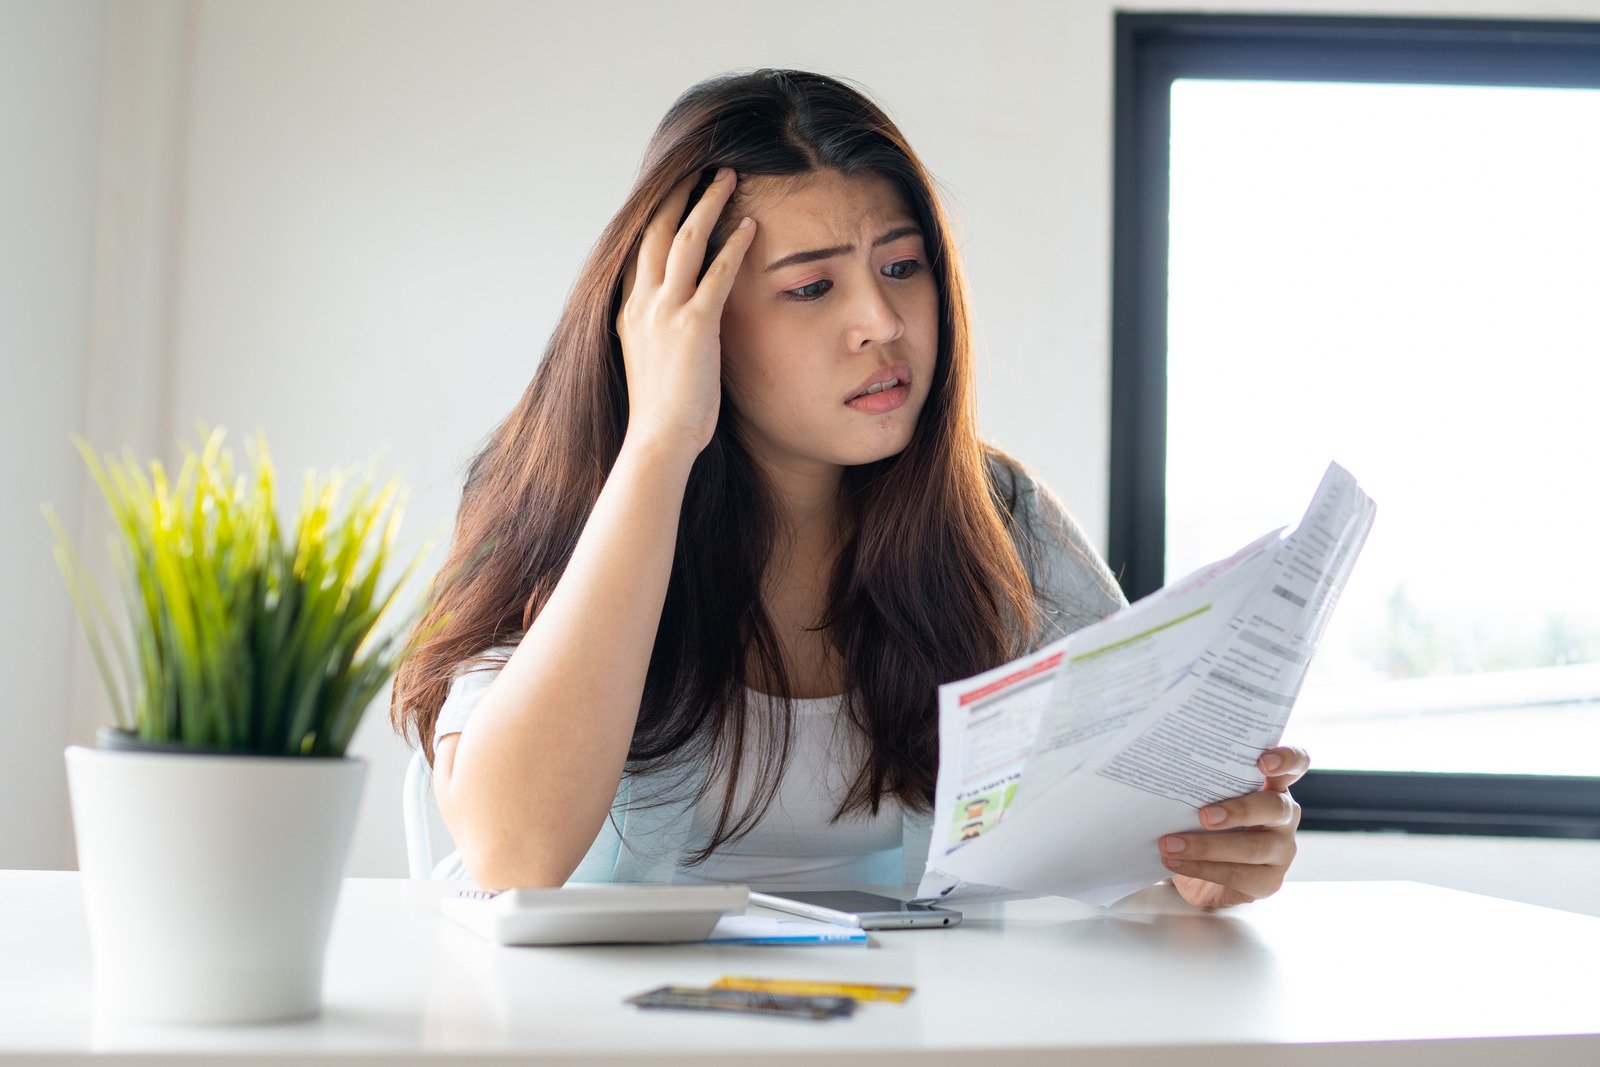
left=718, top=170, right=940, bottom=476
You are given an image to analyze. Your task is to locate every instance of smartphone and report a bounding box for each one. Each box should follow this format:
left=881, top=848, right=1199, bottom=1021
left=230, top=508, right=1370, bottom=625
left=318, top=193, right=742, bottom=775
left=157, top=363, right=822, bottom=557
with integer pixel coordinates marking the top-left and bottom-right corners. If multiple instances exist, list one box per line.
left=748, top=890, right=962, bottom=930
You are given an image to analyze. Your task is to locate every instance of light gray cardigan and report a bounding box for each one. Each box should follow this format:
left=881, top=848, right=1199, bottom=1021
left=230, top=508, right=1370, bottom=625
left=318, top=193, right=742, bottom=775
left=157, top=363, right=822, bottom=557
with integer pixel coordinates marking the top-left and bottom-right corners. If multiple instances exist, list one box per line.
left=429, top=457, right=1126, bottom=884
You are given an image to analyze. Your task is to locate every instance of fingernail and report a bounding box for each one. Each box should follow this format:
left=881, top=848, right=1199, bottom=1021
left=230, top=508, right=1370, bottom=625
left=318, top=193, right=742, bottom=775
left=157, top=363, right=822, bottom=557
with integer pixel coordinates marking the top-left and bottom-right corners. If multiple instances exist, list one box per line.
left=1161, top=836, right=1185, bottom=853
left=715, top=167, right=733, bottom=183
left=1164, top=858, right=1188, bottom=871
left=1202, top=806, right=1226, bottom=826
left=738, top=216, right=753, bottom=229
left=1261, top=752, right=1282, bottom=773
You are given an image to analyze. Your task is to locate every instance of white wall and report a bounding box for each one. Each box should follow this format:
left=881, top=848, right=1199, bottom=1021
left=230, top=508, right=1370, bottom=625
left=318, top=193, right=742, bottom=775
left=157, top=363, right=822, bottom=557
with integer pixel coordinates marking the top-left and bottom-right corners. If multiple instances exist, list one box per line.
left=0, top=0, right=106, bottom=871
left=142, top=0, right=1135, bottom=885
left=7, top=0, right=1598, bottom=916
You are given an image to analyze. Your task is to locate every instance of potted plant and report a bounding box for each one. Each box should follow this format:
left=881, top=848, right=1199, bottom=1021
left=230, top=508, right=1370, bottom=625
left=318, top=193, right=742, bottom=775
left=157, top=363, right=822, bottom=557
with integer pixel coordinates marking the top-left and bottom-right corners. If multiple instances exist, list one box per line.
left=44, top=425, right=435, bottom=1025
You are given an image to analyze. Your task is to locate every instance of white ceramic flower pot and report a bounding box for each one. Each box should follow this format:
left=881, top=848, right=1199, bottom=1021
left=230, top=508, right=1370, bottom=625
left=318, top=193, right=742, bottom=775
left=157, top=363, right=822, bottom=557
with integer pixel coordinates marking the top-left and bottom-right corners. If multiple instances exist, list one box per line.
left=64, top=741, right=365, bottom=1025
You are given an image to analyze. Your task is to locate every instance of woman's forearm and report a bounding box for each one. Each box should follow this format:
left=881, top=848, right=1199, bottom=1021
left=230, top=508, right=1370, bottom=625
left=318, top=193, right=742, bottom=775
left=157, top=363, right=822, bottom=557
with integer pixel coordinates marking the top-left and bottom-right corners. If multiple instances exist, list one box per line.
left=437, top=434, right=697, bottom=887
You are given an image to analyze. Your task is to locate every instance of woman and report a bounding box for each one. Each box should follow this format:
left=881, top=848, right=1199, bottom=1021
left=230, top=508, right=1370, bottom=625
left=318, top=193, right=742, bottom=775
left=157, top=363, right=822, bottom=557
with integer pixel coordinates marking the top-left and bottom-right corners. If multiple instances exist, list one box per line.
left=390, top=69, right=1306, bottom=908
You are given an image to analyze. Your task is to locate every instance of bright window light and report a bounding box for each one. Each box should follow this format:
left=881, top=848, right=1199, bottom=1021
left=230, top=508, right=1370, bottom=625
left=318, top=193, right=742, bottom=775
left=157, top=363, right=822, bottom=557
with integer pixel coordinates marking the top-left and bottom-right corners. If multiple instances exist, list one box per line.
left=1166, top=79, right=1600, bottom=776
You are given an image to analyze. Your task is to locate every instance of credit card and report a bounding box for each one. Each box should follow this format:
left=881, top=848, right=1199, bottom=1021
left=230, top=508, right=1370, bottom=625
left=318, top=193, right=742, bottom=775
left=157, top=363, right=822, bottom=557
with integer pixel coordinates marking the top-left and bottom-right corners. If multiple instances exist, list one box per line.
left=711, top=975, right=914, bottom=1003
left=626, top=985, right=856, bottom=1020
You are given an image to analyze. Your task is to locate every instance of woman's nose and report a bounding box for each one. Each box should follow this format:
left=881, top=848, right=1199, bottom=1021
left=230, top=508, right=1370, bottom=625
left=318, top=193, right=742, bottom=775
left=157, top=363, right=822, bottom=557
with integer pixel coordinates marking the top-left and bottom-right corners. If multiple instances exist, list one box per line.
left=845, top=273, right=905, bottom=350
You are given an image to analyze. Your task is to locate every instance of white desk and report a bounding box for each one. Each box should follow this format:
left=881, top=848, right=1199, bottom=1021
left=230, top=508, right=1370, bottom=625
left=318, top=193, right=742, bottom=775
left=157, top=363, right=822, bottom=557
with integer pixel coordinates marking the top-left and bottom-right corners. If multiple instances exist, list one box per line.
left=2, top=871, right=1597, bottom=1065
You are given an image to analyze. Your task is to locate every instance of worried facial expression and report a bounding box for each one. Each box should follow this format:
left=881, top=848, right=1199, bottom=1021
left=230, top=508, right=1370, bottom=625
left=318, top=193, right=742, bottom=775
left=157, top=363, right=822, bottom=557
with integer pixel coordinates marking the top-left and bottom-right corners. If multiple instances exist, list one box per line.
left=718, top=170, right=940, bottom=475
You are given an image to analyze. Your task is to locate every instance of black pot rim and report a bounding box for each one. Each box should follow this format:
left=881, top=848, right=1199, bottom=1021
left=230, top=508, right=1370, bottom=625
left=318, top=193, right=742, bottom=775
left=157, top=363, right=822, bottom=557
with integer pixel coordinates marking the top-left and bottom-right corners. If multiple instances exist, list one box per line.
left=94, top=725, right=352, bottom=760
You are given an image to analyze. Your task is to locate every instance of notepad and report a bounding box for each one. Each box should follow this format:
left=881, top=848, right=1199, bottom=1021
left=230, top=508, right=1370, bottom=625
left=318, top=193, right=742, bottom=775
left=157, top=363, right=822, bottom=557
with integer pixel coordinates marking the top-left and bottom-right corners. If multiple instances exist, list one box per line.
left=703, top=916, right=867, bottom=945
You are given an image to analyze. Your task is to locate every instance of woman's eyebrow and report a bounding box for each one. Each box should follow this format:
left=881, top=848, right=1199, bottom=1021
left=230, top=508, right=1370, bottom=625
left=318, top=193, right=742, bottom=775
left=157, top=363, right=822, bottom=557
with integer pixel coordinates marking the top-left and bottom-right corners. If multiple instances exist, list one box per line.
left=763, top=224, right=923, bottom=274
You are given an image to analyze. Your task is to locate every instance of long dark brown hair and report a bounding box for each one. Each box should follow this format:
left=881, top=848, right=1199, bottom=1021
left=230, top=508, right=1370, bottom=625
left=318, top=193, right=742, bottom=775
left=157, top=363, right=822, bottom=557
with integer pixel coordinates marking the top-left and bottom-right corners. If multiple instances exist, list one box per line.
left=392, top=68, right=1061, bottom=863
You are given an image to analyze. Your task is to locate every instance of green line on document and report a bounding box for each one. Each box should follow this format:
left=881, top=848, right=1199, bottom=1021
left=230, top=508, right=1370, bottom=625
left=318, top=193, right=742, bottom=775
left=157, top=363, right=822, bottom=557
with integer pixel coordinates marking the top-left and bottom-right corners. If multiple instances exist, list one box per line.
left=1069, top=604, right=1212, bottom=664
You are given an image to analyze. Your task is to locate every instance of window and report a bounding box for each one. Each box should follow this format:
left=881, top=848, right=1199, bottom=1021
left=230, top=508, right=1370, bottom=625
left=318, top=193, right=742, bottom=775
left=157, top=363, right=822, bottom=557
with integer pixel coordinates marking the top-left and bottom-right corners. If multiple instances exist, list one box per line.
left=1111, top=14, right=1600, bottom=836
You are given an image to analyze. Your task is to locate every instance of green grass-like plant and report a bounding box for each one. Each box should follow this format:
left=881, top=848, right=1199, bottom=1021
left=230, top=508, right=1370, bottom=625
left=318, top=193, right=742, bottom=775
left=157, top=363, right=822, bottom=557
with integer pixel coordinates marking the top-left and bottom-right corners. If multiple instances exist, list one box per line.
left=43, top=425, right=436, bottom=757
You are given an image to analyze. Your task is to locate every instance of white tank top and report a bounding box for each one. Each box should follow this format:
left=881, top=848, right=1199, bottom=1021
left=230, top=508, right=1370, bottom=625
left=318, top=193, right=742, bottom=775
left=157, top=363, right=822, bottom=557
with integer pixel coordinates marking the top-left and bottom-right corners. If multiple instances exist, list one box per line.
left=671, top=690, right=906, bottom=886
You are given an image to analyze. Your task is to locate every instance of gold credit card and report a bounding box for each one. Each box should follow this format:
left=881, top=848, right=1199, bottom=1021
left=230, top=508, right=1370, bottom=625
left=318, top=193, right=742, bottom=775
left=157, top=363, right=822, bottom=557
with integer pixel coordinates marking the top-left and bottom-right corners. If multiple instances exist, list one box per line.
left=711, top=975, right=914, bottom=1003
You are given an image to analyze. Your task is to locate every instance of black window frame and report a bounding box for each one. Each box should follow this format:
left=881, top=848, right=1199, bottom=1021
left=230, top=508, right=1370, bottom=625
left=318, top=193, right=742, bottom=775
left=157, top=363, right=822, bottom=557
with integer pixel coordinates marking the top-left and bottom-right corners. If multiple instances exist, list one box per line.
left=1110, top=12, right=1600, bottom=839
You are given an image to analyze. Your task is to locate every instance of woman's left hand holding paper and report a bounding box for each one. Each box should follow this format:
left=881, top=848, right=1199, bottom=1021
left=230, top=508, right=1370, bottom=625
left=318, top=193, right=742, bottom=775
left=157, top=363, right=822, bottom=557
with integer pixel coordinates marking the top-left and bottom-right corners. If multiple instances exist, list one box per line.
left=1158, top=746, right=1309, bottom=908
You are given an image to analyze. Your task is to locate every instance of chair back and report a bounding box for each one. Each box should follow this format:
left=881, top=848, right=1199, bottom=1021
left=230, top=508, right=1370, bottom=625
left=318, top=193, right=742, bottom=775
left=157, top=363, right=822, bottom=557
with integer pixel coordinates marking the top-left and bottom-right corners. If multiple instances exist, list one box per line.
left=402, top=748, right=436, bottom=879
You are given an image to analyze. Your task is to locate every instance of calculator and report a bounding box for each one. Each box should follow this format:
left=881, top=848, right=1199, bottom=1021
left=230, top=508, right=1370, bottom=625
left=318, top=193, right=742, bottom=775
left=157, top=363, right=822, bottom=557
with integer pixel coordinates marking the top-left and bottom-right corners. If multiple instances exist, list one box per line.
left=440, top=883, right=749, bottom=945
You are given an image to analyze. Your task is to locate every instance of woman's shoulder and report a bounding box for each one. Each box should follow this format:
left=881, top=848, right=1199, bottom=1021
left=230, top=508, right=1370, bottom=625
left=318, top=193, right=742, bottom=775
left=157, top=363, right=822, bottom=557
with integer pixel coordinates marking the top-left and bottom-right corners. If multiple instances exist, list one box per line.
left=443, top=641, right=519, bottom=685
left=434, top=641, right=522, bottom=746
left=984, top=448, right=1049, bottom=521
left=981, top=447, right=1079, bottom=550
left=456, top=641, right=520, bottom=669
left=981, top=446, right=1128, bottom=631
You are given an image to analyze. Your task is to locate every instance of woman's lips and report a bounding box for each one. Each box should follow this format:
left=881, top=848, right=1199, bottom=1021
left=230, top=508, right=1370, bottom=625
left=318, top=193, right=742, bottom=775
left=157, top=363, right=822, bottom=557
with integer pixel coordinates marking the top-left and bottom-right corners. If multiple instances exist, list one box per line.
left=843, top=361, right=915, bottom=404
left=845, top=382, right=910, bottom=414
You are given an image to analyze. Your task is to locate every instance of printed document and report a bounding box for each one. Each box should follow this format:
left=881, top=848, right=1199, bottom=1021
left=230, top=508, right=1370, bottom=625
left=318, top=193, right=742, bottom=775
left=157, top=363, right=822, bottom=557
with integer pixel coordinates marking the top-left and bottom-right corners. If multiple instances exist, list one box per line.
left=914, top=462, right=1376, bottom=906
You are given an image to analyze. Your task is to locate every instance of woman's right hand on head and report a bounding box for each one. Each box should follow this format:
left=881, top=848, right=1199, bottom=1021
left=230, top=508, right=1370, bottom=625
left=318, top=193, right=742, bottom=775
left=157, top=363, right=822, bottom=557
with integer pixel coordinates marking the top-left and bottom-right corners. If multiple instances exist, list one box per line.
left=615, top=167, right=756, bottom=459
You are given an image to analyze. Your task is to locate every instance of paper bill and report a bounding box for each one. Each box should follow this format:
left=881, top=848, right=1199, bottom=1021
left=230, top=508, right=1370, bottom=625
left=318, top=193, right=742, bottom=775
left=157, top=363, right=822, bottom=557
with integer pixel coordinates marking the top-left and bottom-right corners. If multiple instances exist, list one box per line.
left=916, top=462, right=1376, bottom=906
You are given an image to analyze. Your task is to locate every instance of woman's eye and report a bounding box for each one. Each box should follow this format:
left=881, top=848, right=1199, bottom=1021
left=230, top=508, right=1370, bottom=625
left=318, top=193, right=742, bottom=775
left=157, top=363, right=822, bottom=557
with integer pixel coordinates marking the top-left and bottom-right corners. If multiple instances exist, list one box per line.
left=782, top=259, right=924, bottom=302
left=787, top=279, right=832, bottom=301
left=884, top=259, right=922, bottom=280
